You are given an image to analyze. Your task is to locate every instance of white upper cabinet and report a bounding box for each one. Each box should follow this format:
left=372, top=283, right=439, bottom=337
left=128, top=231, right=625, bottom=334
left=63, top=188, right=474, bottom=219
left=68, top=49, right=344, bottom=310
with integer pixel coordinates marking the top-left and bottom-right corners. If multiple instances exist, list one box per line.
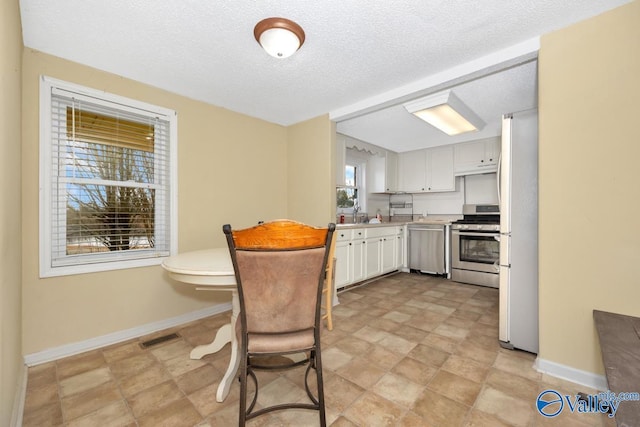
left=337, top=133, right=500, bottom=193
left=368, top=151, right=398, bottom=193
left=398, top=146, right=454, bottom=192
left=454, top=137, right=500, bottom=176
left=426, top=145, right=455, bottom=192
left=398, top=150, right=426, bottom=192
left=386, top=152, right=398, bottom=193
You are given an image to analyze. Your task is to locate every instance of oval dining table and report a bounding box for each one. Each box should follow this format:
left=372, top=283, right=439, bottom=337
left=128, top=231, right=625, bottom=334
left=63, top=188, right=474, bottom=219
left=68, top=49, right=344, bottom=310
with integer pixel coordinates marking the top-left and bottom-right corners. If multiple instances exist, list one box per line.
left=161, top=248, right=240, bottom=403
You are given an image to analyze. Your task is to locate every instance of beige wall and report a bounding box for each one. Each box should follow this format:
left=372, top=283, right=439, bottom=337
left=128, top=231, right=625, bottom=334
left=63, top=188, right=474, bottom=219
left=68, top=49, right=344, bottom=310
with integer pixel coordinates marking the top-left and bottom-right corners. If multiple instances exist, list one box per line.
left=1, top=0, right=24, bottom=423
left=538, top=0, right=640, bottom=375
left=286, top=116, right=336, bottom=226
left=21, top=50, right=318, bottom=355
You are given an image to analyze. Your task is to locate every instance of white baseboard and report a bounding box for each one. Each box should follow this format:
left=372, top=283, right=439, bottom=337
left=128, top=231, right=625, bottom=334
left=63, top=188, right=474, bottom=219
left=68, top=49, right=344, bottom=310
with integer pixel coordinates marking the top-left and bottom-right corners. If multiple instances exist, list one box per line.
left=24, top=303, right=231, bottom=366
left=536, top=357, right=608, bottom=391
left=10, top=363, right=27, bottom=427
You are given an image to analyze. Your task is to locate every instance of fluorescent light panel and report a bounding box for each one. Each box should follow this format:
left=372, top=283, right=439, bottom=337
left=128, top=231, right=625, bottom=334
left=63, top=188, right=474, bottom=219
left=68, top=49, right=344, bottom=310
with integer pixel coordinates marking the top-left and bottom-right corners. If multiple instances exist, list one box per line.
left=404, top=90, right=484, bottom=136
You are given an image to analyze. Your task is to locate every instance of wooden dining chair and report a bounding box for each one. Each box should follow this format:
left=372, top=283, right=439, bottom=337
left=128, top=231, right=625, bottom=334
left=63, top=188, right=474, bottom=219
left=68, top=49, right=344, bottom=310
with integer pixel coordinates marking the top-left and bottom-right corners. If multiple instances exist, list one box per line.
left=223, top=219, right=335, bottom=427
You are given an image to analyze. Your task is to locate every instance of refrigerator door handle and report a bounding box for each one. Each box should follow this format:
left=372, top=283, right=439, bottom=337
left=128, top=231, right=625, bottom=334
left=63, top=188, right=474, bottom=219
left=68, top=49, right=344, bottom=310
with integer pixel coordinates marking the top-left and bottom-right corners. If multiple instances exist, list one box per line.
left=497, top=152, right=502, bottom=206
left=499, top=233, right=510, bottom=268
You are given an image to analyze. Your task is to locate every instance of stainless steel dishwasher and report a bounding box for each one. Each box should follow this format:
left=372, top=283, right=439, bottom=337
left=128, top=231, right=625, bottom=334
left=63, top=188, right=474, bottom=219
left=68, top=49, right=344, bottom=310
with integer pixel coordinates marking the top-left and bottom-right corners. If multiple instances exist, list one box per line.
left=408, top=224, right=447, bottom=276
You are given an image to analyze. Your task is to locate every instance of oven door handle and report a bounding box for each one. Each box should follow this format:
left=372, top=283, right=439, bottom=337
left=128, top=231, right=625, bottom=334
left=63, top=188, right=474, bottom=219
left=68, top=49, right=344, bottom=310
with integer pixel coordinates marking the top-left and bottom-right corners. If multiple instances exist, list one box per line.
left=451, top=231, right=499, bottom=238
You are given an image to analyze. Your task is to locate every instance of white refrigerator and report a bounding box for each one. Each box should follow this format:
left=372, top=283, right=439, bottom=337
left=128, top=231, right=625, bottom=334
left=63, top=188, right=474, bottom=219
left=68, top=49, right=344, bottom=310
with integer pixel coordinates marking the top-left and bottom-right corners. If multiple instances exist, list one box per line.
left=498, top=109, right=539, bottom=354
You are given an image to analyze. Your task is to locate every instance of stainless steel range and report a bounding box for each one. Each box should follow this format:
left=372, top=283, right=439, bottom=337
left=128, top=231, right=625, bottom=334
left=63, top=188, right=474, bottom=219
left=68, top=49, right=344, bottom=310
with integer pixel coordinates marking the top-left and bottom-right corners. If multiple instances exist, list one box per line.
left=451, top=204, right=500, bottom=288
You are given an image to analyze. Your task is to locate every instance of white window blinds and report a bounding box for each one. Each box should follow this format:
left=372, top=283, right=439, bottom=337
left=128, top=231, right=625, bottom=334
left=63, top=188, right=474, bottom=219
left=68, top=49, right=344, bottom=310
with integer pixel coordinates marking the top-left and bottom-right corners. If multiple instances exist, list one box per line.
left=40, top=77, right=177, bottom=277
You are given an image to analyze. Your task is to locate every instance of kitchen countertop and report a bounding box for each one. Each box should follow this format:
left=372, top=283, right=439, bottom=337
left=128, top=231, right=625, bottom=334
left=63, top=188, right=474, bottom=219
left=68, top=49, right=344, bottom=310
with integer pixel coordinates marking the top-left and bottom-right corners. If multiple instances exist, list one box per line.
left=335, top=218, right=455, bottom=228
left=335, top=222, right=404, bottom=229
left=408, top=218, right=454, bottom=225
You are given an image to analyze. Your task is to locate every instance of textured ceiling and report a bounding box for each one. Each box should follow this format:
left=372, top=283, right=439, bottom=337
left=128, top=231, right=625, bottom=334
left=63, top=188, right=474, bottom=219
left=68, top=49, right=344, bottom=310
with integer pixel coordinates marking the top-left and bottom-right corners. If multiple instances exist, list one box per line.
left=20, top=0, right=631, bottom=152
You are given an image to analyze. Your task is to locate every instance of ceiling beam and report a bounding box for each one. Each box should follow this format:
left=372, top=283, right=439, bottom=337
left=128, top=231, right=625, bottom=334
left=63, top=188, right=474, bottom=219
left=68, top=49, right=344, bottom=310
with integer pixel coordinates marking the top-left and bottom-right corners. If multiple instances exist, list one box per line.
left=329, top=37, right=540, bottom=123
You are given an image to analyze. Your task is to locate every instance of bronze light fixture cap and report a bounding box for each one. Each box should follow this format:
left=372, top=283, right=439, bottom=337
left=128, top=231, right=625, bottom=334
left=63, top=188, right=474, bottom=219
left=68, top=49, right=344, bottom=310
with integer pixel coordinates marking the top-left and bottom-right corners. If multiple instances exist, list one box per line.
left=254, top=17, right=305, bottom=58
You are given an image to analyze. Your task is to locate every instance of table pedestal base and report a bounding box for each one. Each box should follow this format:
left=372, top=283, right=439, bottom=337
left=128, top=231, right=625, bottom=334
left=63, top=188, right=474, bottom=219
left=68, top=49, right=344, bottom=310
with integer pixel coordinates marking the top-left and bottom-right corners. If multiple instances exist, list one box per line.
left=189, top=291, right=240, bottom=402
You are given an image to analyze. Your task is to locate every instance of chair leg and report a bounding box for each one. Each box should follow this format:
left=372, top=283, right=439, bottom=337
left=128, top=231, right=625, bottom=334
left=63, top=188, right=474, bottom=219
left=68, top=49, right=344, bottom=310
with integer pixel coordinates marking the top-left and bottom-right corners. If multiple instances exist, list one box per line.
left=238, top=356, right=248, bottom=427
left=240, top=357, right=260, bottom=426
left=314, top=349, right=327, bottom=427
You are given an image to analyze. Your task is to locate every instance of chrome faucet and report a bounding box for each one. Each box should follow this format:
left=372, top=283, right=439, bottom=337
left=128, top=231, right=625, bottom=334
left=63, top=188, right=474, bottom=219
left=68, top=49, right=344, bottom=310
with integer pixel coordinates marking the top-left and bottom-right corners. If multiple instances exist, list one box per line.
left=352, top=199, right=360, bottom=223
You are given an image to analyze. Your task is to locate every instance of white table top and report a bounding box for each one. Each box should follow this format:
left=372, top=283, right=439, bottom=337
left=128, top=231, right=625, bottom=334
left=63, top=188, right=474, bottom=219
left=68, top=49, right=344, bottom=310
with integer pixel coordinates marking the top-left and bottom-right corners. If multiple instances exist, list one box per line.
left=161, top=248, right=236, bottom=288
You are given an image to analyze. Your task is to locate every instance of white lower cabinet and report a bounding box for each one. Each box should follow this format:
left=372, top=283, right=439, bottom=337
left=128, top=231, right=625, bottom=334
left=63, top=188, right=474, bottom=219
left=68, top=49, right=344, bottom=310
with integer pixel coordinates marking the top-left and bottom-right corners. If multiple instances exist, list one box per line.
left=381, top=235, right=395, bottom=273
left=365, top=237, right=382, bottom=278
left=334, top=229, right=354, bottom=288
left=335, top=240, right=351, bottom=289
left=335, top=228, right=367, bottom=288
left=352, top=238, right=366, bottom=284
left=335, top=226, right=404, bottom=289
left=393, top=226, right=405, bottom=270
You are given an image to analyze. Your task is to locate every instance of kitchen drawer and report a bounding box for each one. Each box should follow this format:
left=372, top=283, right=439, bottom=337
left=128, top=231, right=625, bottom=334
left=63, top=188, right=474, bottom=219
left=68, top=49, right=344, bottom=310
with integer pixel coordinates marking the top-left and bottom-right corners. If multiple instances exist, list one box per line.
left=335, top=229, right=353, bottom=242
left=365, top=226, right=397, bottom=239
left=352, top=228, right=365, bottom=241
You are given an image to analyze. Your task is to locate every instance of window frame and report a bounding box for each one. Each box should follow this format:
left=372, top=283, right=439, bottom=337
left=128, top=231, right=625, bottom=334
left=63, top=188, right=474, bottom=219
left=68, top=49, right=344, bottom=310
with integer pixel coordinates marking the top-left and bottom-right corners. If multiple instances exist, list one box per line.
left=336, top=160, right=366, bottom=215
left=39, top=76, right=178, bottom=277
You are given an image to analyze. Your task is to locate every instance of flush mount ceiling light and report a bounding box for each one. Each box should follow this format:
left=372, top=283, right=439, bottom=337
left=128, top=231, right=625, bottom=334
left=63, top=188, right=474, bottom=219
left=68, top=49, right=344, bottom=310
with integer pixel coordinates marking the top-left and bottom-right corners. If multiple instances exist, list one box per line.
left=403, top=90, right=485, bottom=136
left=254, top=17, right=305, bottom=58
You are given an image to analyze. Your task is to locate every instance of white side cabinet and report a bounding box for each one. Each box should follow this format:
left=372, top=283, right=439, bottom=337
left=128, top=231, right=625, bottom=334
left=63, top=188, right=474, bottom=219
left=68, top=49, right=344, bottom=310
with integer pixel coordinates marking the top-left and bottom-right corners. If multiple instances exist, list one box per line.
left=335, top=228, right=366, bottom=288
left=334, top=229, right=352, bottom=289
left=454, top=137, right=500, bottom=175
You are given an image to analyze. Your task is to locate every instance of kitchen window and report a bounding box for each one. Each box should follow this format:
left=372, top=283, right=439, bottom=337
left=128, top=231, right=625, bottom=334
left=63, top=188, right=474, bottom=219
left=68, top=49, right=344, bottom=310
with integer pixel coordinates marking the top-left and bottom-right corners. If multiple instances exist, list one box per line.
left=39, top=76, right=177, bottom=277
left=337, top=164, right=358, bottom=210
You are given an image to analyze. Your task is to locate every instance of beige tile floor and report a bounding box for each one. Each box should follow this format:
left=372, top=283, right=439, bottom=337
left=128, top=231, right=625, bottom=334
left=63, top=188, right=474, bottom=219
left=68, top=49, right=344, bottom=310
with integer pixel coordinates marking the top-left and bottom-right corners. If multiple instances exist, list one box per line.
left=22, top=273, right=616, bottom=426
